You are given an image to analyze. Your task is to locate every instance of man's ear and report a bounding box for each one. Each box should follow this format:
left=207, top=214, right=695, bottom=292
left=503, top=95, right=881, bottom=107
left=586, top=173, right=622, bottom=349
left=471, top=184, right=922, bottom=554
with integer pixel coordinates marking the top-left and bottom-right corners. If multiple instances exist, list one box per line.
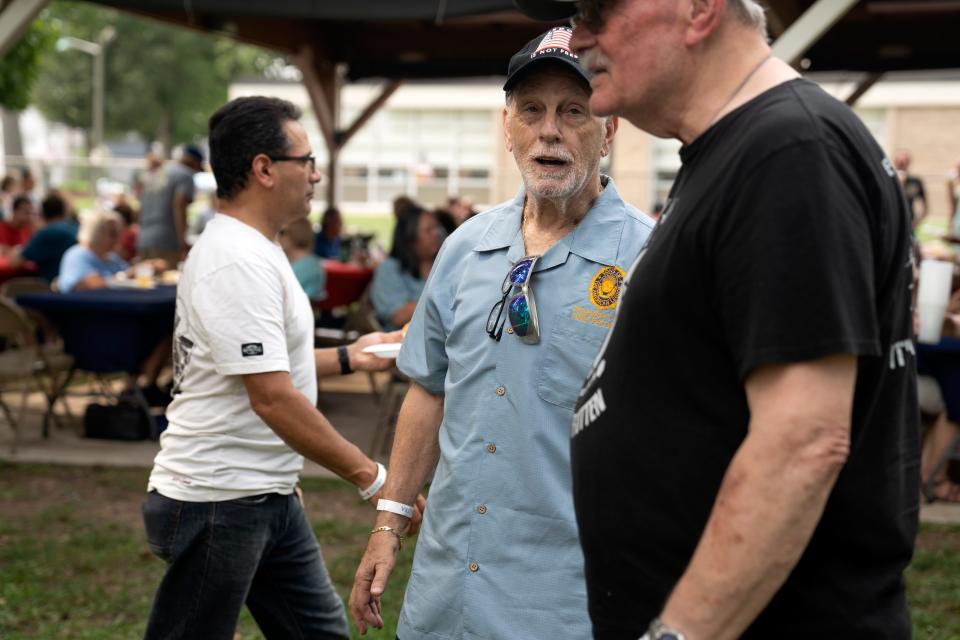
left=601, top=116, right=618, bottom=157
left=502, top=107, right=514, bottom=153
left=686, top=0, right=724, bottom=47
left=251, top=154, right=275, bottom=188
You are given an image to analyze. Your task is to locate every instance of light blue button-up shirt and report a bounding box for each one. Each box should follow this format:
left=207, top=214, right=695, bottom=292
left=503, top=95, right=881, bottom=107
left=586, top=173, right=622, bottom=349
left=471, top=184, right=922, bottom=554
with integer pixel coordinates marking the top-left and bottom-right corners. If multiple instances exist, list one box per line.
left=396, top=178, right=653, bottom=640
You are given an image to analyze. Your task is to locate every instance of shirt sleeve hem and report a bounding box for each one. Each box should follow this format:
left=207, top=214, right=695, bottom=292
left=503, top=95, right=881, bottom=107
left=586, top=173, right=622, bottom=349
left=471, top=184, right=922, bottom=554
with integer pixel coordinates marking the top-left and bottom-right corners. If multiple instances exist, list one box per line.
left=737, top=338, right=881, bottom=380
left=215, top=359, right=291, bottom=376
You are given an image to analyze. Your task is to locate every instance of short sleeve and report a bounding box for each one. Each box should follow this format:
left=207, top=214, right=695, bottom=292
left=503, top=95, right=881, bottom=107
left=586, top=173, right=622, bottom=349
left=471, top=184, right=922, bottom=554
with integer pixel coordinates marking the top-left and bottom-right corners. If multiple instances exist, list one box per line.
left=396, top=246, right=454, bottom=395
left=192, top=260, right=290, bottom=376
left=712, top=140, right=880, bottom=379
left=174, top=172, right=195, bottom=200
left=371, top=259, right=411, bottom=327
left=57, top=247, right=91, bottom=292
left=20, top=235, right=44, bottom=262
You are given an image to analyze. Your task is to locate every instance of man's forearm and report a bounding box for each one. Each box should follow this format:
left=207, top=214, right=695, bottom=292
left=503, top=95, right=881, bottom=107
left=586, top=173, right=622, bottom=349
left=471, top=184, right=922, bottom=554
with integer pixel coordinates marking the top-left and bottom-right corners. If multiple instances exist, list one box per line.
left=659, top=430, right=845, bottom=640
left=255, top=386, right=376, bottom=488
left=316, top=347, right=343, bottom=378
left=374, top=382, right=442, bottom=530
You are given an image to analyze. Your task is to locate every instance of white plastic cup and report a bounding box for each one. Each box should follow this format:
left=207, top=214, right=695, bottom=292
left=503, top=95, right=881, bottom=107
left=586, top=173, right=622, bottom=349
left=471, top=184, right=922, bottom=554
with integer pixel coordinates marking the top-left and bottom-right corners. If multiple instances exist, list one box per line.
left=917, top=259, right=954, bottom=344
left=918, top=302, right=948, bottom=344
left=135, top=262, right=155, bottom=288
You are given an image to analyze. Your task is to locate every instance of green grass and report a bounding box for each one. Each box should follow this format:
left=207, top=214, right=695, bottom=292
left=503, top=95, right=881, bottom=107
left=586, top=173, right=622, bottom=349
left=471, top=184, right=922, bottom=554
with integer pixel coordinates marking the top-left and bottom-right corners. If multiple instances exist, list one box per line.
left=0, top=465, right=412, bottom=640
left=0, top=463, right=958, bottom=638
left=340, top=212, right=396, bottom=250
left=907, top=522, right=960, bottom=639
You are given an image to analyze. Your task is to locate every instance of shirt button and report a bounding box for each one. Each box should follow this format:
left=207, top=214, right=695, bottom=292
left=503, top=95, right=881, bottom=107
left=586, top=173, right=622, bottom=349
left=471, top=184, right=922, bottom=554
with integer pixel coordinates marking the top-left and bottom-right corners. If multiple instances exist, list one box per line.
left=477, top=504, right=487, bottom=514
left=486, top=443, right=496, bottom=454
left=495, top=385, right=506, bottom=396
left=469, top=562, right=480, bottom=572
left=507, top=326, right=514, bottom=334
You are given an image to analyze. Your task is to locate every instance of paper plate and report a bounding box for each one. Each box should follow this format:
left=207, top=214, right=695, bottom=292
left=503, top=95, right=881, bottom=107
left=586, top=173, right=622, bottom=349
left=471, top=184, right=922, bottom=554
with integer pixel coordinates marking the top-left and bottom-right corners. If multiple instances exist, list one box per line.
left=361, top=343, right=403, bottom=359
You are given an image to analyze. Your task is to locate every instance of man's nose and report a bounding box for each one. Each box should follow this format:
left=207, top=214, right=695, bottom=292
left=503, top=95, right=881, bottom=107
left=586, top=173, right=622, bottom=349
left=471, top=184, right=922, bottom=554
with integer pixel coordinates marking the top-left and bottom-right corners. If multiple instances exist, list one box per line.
left=540, top=111, right=562, bottom=141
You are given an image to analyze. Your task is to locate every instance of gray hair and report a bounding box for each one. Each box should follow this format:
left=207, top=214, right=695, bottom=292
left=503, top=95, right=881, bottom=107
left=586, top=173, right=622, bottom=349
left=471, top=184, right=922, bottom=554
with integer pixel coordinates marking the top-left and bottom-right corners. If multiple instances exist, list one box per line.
left=727, top=0, right=768, bottom=37
left=79, top=210, right=121, bottom=246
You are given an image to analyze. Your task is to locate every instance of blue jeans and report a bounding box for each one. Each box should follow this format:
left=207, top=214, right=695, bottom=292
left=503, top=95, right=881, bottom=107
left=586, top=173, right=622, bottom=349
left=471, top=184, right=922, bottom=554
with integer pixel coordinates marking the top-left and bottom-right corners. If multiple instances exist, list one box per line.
left=142, top=490, right=349, bottom=640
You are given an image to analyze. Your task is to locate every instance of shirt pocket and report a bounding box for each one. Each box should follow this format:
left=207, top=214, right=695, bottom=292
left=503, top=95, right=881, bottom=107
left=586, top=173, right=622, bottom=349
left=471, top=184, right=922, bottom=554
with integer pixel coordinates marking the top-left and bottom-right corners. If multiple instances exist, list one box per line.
left=537, top=315, right=608, bottom=410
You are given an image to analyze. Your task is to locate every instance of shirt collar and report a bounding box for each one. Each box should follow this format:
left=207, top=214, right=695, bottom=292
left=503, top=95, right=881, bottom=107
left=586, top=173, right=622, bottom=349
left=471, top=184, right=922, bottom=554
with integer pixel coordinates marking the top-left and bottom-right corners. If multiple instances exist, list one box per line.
left=472, top=176, right=628, bottom=268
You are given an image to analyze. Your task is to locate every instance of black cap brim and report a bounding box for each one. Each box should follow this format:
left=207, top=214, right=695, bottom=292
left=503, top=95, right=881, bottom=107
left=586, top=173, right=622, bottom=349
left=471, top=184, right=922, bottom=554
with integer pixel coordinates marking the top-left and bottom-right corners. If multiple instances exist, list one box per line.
left=512, top=0, right=578, bottom=21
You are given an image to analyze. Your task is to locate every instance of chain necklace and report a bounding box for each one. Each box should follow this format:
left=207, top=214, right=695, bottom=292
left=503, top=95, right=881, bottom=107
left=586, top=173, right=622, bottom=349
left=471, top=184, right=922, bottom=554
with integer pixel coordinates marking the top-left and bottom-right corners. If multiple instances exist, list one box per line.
left=705, top=52, right=773, bottom=129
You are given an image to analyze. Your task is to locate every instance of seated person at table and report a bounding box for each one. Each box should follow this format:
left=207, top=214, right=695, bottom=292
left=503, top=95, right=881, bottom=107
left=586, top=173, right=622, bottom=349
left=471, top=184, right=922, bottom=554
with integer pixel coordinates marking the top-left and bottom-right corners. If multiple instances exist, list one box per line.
left=313, top=206, right=343, bottom=259
left=280, top=216, right=326, bottom=299
left=58, top=212, right=129, bottom=292
left=0, top=195, right=35, bottom=253
left=370, top=205, right=442, bottom=330
left=14, top=193, right=77, bottom=282
left=113, top=201, right=139, bottom=262
left=919, top=308, right=960, bottom=502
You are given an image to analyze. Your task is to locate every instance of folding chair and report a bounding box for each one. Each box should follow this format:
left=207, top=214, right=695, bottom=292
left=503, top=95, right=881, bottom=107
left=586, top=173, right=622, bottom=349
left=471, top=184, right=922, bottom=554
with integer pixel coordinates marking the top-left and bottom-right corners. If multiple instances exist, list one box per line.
left=0, top=297, right=64, bottom=452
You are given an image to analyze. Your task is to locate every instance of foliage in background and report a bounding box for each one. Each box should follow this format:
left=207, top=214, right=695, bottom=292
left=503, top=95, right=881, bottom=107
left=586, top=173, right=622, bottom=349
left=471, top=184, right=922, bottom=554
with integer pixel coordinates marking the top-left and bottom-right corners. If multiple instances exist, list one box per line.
left=0, top=20, right=56, bottom=111
left=31, top=1, right=284, bottom=153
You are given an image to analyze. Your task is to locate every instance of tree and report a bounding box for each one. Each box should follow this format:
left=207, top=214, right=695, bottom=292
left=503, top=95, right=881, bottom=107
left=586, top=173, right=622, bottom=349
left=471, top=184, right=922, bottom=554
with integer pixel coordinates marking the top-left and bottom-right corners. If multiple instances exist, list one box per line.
left=0, top=20, right=55, bottom=112
left=32, top=1, right=281, bottom=153
left=0, top=20, right=56, bottom=159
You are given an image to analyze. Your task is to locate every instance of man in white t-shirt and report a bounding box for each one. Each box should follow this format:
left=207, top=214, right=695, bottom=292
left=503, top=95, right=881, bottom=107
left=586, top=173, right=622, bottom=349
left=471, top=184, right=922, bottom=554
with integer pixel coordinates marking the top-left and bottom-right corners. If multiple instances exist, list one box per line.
left=143, top=96, right=424, bottom=640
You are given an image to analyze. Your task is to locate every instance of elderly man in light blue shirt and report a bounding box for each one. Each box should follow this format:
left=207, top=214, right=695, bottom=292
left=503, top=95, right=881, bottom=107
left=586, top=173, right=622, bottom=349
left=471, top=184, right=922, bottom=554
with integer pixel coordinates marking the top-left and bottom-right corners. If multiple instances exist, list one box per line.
left=349, top=26, right=653, bottom=640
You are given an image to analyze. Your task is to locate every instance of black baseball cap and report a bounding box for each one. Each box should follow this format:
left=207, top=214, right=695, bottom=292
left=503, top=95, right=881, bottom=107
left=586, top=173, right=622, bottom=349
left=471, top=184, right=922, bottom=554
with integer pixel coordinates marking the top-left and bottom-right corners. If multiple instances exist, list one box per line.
left=183, top=144, right=205, bottom=163
left=512, top=0, right=578, bottom=21
left=503, top=26, right=592, bottom=92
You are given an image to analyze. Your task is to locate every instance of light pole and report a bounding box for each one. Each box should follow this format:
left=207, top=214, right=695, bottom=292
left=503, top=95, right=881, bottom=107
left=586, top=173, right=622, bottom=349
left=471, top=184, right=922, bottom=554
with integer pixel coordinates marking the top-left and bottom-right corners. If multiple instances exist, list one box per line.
left=56, top=26, right=115, bottom=156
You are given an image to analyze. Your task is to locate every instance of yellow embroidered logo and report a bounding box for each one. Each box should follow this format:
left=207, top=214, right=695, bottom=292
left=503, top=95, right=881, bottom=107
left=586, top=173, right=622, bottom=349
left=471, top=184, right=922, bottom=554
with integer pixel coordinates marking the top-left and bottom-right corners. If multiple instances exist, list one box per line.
left=589, top=265, right=625, bottom=310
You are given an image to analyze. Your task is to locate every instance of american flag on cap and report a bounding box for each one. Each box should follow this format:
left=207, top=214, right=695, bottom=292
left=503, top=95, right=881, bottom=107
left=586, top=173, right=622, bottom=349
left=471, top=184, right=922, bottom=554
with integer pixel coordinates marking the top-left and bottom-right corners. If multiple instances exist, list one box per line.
left=532, top=27, right=576, bottom=58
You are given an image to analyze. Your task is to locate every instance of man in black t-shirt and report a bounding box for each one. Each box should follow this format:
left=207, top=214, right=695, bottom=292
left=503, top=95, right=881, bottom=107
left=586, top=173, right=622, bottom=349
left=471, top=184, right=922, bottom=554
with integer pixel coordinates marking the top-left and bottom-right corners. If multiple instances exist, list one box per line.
left=513, top=1, right=919, bottom=639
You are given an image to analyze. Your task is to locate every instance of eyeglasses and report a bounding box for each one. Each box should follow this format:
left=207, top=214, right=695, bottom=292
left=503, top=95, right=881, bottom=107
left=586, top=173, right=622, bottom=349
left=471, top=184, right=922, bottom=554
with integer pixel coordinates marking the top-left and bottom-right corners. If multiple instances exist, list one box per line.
left=268, top=152, right=317, bottom=172
left=486, top=255, right=541, bottom=344
left=569, top=0, right=618, bottom=32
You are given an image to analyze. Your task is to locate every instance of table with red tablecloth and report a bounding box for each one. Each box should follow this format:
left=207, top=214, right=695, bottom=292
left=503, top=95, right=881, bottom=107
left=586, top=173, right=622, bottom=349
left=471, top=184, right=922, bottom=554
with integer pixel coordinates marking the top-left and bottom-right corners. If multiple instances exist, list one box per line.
left=319, top=260, right=374, bottom=311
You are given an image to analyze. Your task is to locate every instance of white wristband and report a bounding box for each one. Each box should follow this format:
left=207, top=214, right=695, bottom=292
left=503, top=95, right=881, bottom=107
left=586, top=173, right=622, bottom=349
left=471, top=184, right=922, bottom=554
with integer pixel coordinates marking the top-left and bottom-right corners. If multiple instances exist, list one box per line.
left=376, top=498, right=414, bottom=519
left=358, top=463, right=387, bottom=501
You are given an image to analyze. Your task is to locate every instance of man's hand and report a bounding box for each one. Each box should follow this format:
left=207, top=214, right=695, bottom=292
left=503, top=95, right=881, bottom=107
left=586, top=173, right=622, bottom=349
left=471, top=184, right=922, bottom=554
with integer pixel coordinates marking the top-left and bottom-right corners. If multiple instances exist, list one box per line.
left=348, top=331, right=404, bottom=372
left=349, top=529, right=401, bottom=634
left=349, top=491, right=426, bottom=634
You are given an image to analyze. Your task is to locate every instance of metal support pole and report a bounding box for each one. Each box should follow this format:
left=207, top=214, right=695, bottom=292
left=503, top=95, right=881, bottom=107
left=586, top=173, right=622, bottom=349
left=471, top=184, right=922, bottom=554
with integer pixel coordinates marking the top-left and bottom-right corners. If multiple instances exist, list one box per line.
left=92, top=47, right=104, bottom=153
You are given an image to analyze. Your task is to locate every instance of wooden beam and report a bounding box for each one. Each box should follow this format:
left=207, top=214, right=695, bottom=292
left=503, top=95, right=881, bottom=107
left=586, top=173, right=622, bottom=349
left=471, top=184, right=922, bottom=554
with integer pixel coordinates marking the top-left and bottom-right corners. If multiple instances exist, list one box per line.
left=845, top=72, right=884, bottom=106
left=294, top=45, right=336, bottom=151
left=772, top=0, right=858, bottom=66
left=0, top=0, right=48, bottom=58
left=338, top=80, right=402, bottom=148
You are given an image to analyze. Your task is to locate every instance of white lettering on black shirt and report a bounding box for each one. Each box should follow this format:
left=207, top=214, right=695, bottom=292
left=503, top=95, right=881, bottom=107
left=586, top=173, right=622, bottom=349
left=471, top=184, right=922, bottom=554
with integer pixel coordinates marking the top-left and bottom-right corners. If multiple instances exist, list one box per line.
left=572, top=387, right=607, bottom=437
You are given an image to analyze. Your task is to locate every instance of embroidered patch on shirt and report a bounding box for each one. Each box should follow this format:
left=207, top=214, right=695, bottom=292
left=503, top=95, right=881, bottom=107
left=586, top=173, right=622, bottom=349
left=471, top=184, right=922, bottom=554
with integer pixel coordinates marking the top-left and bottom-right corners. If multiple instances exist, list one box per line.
left=589, top=265, right=625, bottom=310
left=241, top=343, right=264, bottom=357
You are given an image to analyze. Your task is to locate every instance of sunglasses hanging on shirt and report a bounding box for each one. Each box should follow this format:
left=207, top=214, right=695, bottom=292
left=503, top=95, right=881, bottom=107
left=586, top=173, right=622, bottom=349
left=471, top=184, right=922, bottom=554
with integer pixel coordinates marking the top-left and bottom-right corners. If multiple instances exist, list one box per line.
left=486, top=255, right=541, bottom=344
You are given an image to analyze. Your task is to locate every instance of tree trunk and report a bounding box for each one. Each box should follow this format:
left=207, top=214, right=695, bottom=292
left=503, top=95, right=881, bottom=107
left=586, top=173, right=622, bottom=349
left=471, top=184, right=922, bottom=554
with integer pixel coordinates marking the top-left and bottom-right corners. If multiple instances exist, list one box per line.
left=1, top=108, right=24, bottom=168
left=155, top=108, right=171, bottom=158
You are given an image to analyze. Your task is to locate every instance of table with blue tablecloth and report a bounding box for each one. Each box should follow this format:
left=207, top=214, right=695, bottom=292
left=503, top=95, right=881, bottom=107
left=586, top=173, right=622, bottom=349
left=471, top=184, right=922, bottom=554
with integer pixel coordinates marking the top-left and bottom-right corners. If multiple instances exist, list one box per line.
left=17, top=286, right=176, bottom=374
left=17, top=286, right=176, bottom=438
